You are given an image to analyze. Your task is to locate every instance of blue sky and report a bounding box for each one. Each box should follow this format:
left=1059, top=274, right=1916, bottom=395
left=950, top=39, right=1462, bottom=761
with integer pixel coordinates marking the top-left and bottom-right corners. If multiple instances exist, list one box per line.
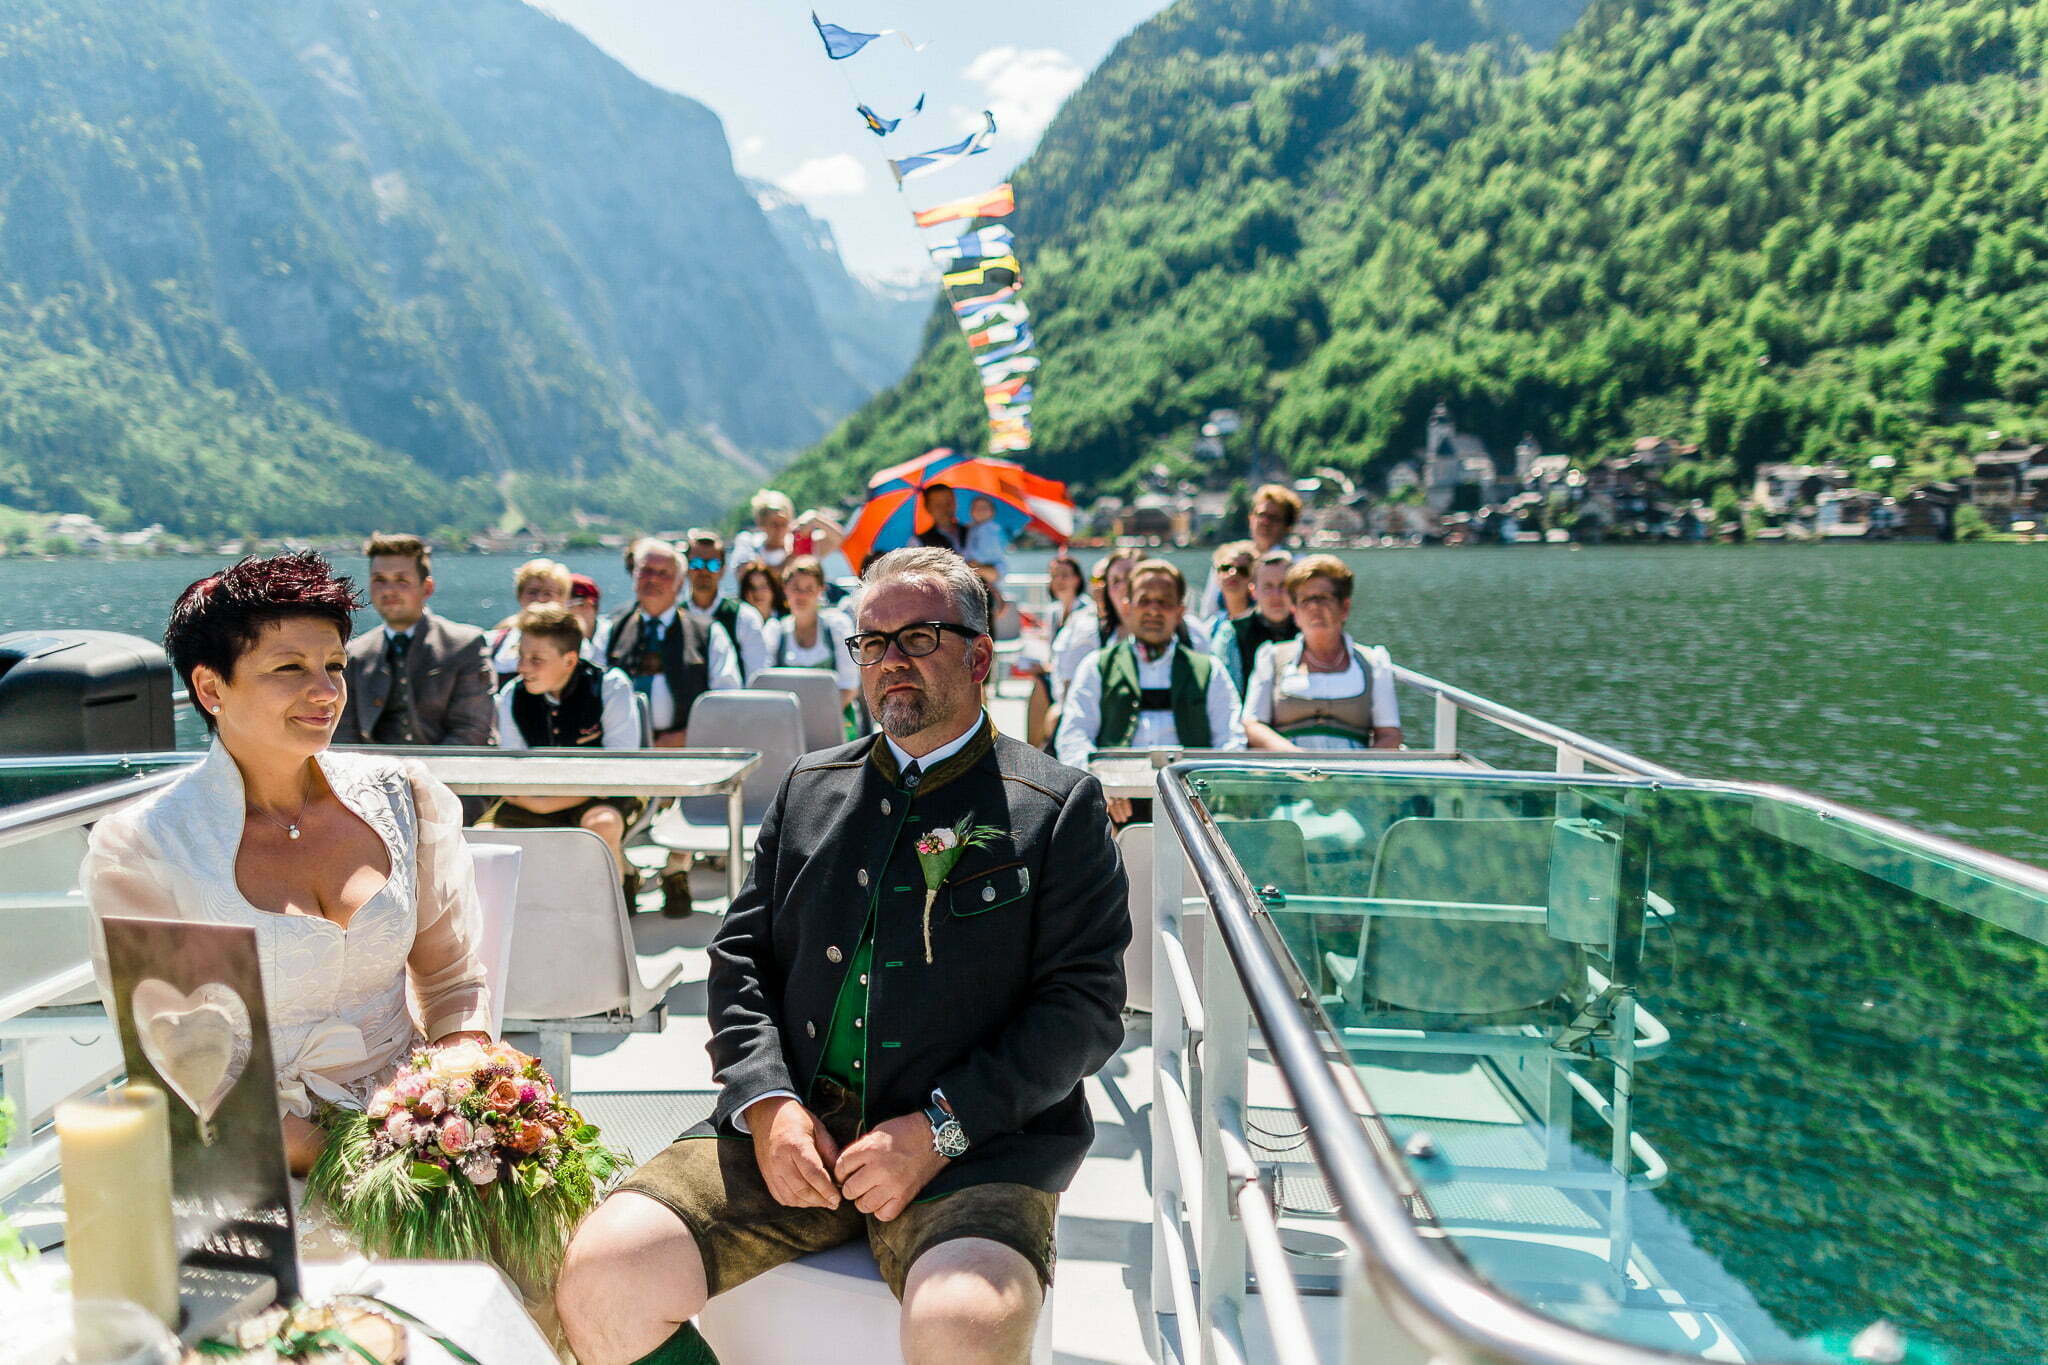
left=531, top=1, right=1169, bottom=282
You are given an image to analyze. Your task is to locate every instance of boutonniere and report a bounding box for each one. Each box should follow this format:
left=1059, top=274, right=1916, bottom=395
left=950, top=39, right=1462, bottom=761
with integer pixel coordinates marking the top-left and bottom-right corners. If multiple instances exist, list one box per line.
left=915, top=817, right=1003, bottom=964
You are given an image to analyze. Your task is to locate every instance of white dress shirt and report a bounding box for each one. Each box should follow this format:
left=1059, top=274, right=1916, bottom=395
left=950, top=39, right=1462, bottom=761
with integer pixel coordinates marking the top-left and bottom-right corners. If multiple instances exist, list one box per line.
left=687, top=595, right=769, bottom=679
left=494, top=667, right=640, bottom=750
left=634, top=605, right=743, bottom=732
left=1054, top=639, right=1246, bottom=768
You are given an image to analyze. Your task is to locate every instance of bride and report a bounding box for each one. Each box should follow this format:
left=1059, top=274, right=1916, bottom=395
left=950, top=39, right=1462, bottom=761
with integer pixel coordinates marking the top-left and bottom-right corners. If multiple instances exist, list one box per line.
left=81, top=552, right=493, bottom=1173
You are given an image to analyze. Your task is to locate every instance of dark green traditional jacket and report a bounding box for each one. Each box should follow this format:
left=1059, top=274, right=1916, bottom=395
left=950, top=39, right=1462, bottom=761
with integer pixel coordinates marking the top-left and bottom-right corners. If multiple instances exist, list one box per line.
left=701, top=717, right=1129, bottom=1197
left=1095, top=639, right=1214, bottom=749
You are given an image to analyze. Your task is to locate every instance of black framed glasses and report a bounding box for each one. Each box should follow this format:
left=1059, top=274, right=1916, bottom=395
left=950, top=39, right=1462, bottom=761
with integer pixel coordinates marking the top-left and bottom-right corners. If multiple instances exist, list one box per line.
left=845, top=621, right=983, bottom=667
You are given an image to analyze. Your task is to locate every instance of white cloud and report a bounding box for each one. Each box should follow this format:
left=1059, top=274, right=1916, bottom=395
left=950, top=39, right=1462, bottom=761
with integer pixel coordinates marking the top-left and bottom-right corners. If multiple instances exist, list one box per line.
left=776, top=154, right=869, bottom=200
left=960, top=46, right=1084, bottom=145
left=736, top=134, right=767, bottom=163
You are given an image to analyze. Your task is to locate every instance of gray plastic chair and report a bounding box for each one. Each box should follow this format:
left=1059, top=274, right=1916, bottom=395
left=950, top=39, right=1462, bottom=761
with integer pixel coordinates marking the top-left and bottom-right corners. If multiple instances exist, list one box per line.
left=748, top=667, right=846, bottom=753
left=647, top=690, right=805, bottom=858
left=462, top=827, right=682, bottom=1099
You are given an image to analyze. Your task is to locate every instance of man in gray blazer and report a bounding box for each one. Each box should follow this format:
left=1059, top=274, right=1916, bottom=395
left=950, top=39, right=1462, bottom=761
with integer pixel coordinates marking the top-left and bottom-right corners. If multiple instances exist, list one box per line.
left=334, top=533, right=496, bottom=747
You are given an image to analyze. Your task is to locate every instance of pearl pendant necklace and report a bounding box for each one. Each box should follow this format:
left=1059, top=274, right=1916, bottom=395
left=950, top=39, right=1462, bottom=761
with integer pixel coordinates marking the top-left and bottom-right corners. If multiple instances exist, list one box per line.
left=252, top=772, right=313, bottom=842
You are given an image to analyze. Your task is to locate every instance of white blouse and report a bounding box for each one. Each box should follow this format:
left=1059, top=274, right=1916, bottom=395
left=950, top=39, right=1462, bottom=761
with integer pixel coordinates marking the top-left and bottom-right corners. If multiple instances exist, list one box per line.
left=1241, top=635, right=1402, bottom=751
left=80, top=744, right=492, bottom=1117
left=755, top=610, right=857, bottom=691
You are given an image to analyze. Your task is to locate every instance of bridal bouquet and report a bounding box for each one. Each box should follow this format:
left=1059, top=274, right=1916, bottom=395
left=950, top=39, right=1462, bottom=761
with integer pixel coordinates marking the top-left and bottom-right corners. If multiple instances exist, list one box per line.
left=308, top=1040, right=626, bottom=1291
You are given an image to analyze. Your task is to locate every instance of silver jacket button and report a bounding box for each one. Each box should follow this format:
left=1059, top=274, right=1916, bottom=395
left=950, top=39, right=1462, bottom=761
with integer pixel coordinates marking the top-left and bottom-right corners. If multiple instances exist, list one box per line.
left=881, top=799, right=892, bottom=815
left=856, top=869, right=870, bottom=888
left=982, top=885, right=997, bottom=902
left=805, top=1020, right=817, bottom=1038
left=827, top=945, right=844, bottom=964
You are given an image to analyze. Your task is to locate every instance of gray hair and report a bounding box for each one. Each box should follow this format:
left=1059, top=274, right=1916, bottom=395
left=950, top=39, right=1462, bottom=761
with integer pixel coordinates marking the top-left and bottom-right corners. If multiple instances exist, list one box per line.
left=629, top=536, right=679, bottom=569
left=860, top=547, right=990, bottom=635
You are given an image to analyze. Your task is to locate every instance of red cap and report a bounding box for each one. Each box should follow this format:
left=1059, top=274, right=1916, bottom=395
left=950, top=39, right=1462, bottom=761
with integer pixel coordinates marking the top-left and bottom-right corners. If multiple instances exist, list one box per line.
left=569, top=574, right=601, bottom=602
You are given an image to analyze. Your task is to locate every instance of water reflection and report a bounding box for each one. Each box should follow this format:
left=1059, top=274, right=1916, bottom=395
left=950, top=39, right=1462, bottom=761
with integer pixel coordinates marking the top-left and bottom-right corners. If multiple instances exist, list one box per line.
left=1191, top=768, right=2048, bottom=1363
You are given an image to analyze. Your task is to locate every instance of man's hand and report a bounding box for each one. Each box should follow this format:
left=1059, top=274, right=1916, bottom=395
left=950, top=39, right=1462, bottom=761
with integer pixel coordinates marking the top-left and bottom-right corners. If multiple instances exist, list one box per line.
left=834, top=1113, right=949, bottom=1222
left=746, top=1095, right=842, bottom=1208
left=1106, top=795, right=1134, bottom=825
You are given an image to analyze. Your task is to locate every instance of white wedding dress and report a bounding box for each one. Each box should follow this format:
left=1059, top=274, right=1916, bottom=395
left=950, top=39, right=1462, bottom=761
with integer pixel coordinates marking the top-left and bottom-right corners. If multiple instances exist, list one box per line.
left=81, top=743, right=493, bottom=1119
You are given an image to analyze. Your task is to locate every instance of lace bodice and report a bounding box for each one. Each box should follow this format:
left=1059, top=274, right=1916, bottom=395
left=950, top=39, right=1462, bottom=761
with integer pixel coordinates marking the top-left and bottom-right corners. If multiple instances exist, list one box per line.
left=81, top=744, right=493, bottom=1117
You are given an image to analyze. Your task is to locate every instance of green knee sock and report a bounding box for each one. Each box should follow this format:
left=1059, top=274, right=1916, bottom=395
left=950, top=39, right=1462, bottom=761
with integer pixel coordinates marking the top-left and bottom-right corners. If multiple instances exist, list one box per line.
left=631, top=1322, right=719, bottom=1365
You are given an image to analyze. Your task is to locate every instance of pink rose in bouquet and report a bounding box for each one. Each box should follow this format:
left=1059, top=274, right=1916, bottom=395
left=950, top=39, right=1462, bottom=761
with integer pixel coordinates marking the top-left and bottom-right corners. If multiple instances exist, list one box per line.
left=315, top=1040, right=627, bottom=1292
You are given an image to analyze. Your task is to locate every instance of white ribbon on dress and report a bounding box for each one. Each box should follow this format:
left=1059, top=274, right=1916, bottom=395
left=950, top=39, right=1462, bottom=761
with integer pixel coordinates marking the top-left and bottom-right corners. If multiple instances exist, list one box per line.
left=275, top=1018, right=371, bottom=1118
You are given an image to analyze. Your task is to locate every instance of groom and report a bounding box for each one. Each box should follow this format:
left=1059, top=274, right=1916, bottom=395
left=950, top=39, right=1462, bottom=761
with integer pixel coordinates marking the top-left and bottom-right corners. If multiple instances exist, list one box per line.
left=557, top=548, right=1129, bottom=1365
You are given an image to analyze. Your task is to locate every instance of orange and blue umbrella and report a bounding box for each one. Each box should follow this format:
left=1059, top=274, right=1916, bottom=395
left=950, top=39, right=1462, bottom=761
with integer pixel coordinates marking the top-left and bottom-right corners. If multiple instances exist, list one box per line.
left=840, top=448, right=1072, bottom=568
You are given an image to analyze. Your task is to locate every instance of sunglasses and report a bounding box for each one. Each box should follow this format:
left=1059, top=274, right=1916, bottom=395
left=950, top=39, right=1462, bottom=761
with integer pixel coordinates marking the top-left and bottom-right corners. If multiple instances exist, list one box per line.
left=686, top=556, right=723, bottom=573
left=844, top=621, right=983, bottom=667
left=1216, top=564, right=1250, bottom=577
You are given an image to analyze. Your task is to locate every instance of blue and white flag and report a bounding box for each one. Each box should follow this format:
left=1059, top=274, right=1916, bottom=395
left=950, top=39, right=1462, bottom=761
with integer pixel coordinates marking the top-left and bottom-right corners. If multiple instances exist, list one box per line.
left=978, top=354, right=1040, bottom=380
left=857, top=94, right=926, bottom=136
left=972, top=328, right=1035, bottom=365
left=890, top=112, right=997, bottom=183
left=928, top=225, right=1016, bottom=265
left=955, top=299, right=1030, bottom=333
left=812, top=12, right=923, bottom=60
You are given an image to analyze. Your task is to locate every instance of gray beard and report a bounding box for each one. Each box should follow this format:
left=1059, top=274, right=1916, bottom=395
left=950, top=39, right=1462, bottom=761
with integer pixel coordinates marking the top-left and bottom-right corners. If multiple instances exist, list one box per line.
left=876, top=689, right=938, bottom=738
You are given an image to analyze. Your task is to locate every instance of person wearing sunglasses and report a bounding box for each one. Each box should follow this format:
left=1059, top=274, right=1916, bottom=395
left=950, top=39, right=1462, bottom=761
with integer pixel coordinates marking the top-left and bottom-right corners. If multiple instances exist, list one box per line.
left=679, top=529, right=769, bottom=678
left=1202, top=539, right=1257, bottom=646
left=559, top=547, right=1128, bottom=1365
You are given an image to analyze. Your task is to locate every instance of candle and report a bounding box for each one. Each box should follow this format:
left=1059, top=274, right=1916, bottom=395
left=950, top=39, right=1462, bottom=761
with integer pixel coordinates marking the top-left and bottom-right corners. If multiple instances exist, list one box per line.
left=56, top=1085, right=180, bottom=1329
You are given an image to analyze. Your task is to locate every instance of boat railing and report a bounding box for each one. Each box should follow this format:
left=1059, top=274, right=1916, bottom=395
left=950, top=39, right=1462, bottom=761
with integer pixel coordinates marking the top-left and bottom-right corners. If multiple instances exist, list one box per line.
left=0, top=767, right=187, bottom=1196
left=1149, top=755, right=2048, bottom=1365
left=0, top=748, right=760, bottom=1208
left=1385, top=663, right=1684, bottom=781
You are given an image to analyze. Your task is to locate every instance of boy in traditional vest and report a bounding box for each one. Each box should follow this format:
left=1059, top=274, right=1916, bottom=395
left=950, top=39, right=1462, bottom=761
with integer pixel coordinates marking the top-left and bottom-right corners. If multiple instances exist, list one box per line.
left=489, top=604, right=646, bottom=900
left=1054, top=559, right=1246, bottom=822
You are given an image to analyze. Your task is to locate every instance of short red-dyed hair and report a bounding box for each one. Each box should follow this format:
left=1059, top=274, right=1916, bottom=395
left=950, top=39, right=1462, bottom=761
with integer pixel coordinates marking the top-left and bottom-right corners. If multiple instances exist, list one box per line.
left=164, top=552, right=360, bottom=729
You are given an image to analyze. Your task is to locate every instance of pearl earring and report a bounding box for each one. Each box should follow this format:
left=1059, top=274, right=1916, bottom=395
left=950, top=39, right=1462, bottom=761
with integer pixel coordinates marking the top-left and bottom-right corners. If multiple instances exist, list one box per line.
left=210, top=705, right=221, bottom=715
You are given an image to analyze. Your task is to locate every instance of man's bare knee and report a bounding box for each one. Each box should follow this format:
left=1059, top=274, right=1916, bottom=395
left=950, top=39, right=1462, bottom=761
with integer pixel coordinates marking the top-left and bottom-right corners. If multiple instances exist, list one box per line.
left=557, top=1191, right=707, bottom=1365
left=901, top=1239, right=1042, bottom=1365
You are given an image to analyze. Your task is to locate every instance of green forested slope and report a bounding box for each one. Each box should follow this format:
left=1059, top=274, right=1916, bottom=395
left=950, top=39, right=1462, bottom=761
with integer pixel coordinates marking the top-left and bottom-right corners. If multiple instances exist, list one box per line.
left=773, top=0, right=2048, bottom=512
left=0, top=0, right=902, bottom=536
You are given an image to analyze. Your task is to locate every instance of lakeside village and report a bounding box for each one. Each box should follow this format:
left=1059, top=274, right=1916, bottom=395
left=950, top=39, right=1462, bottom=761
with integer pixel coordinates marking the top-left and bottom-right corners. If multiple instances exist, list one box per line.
left=10, top=404, right=2048, bottom=560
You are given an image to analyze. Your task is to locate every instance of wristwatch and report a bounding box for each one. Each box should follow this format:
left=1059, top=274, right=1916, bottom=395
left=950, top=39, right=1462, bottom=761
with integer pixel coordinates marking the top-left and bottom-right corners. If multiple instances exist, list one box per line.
left=924, top=1089, right=968, bottom=1159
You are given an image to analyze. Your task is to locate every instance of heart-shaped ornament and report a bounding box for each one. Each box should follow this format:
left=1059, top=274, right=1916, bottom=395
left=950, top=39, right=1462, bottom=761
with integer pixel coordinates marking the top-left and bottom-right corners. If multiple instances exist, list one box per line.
left=131, top=978, right=253, bottom=1136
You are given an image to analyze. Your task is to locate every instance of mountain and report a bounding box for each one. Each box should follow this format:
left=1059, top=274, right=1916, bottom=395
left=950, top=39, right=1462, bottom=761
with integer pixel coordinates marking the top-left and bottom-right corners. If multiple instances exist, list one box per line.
left=771, top=0, right=2048, bottom=516
left=0, top=0, right=890, bottom=537
left=750, top=184, right=933, bottom=397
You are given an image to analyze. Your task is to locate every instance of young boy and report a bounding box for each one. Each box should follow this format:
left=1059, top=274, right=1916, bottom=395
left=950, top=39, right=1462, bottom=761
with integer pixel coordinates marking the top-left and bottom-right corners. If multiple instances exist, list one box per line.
left=963, top=494, right=1011, bottom=583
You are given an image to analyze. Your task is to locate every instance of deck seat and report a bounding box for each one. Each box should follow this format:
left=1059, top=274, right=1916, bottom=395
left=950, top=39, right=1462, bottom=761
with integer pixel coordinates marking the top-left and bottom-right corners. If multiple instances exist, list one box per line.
left=699, top=1238, right=1055, bottom=1364
left=747, top=667, right=848, bottom=753
left=1113, top=823, right=1201, bottom=1015
left=647, top=690, right=804, bottom=859
left=462, top=827, right=682, bottom=1098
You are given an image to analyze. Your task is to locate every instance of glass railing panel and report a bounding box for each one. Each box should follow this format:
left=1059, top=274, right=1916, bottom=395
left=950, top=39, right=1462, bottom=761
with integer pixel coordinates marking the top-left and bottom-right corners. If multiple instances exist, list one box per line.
left=0, top=754, right=194, bottom=810
left=1176, top=764, right=2048, bottom=1365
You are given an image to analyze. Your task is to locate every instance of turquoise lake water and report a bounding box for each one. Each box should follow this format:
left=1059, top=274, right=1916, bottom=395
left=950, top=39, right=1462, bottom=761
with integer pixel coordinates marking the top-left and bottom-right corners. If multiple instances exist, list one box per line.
left=3, top=542, right=2042, bottom=864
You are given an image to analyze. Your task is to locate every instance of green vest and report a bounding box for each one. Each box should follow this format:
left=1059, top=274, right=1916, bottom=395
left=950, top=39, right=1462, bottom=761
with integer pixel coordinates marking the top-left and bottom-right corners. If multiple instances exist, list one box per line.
left=1095, top=639, right=1213, bottom=749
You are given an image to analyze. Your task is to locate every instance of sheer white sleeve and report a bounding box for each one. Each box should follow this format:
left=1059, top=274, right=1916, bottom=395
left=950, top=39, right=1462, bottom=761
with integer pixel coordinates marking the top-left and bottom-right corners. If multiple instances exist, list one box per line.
left=403, top=766, right=494, bottom=1041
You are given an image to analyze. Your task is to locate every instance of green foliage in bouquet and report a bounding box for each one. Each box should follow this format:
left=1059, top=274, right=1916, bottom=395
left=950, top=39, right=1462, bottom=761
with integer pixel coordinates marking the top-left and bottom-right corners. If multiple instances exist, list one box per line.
left=306, top=1041, right=626, bottom=1292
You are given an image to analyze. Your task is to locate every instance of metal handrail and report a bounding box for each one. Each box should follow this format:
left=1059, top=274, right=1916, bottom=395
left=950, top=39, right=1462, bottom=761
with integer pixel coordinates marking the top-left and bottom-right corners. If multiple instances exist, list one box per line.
left=1156, top=767, right=1714, bottom=1365
left=0, top=767, right=185, bottom=850
left=1385, top=662, right=1687, bottom=781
